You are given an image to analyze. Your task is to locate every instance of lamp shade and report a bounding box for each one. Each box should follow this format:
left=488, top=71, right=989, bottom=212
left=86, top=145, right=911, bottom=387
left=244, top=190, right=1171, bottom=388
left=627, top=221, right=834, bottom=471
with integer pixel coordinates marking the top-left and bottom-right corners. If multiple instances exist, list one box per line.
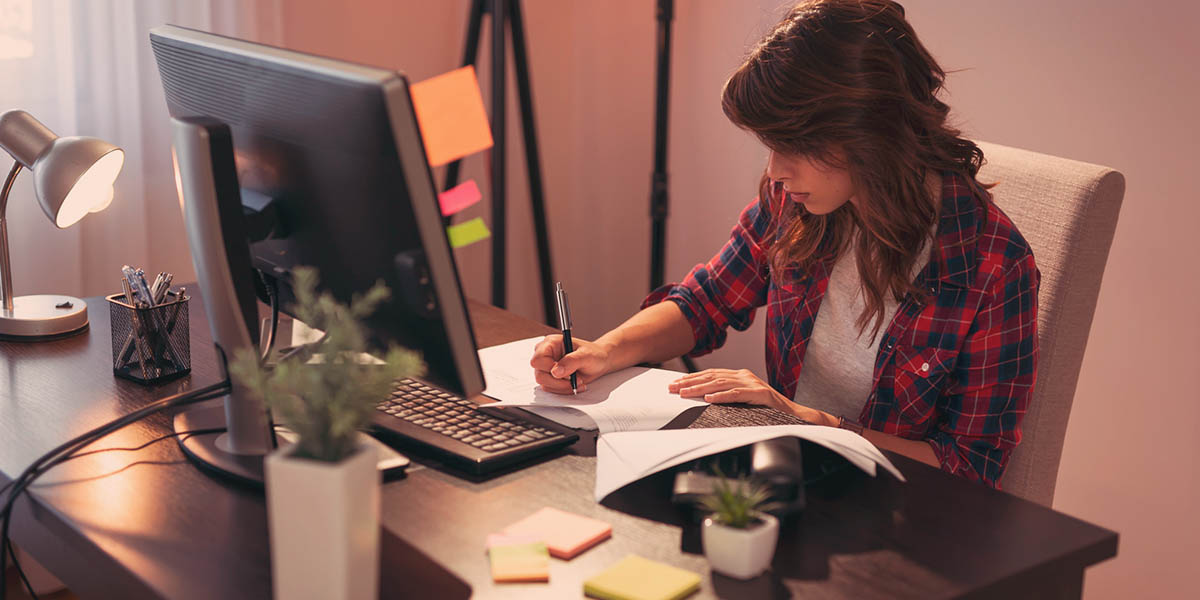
left=33, top=137, right=123, bottom=228
left=0, top=109, right=123, bottom=228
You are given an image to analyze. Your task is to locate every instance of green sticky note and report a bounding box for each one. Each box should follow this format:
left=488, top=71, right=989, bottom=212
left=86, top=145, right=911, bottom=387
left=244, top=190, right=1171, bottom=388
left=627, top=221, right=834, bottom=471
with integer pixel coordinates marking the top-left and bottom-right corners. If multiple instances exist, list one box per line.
left=488, top=541, right=550, bottom=583
left=584, top=554, right=700, bottom=600
left=447, top=217, right=491, bottom=249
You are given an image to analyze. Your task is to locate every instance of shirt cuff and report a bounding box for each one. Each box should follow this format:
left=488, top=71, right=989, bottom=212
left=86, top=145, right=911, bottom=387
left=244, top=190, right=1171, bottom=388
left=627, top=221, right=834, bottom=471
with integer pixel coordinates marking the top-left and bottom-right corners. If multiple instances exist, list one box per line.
left=641, top=283, right=717, bottom=358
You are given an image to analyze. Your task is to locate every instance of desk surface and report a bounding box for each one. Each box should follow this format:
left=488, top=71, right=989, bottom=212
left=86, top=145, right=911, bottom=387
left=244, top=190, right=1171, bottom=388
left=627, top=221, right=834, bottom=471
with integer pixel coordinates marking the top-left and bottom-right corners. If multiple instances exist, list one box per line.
left=0, top=293, right=1117, bottom=599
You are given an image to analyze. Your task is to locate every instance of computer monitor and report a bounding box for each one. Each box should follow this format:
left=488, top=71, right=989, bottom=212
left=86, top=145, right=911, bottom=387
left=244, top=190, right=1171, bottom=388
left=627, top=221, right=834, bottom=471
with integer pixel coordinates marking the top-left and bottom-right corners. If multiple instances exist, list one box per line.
left=150, top=25, right=486, bottom=482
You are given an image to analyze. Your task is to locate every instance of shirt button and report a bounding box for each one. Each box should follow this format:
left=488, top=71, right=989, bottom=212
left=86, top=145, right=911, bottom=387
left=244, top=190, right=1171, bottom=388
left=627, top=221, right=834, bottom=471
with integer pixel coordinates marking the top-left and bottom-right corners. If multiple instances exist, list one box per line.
left=921, top=362, right=930, bottom=372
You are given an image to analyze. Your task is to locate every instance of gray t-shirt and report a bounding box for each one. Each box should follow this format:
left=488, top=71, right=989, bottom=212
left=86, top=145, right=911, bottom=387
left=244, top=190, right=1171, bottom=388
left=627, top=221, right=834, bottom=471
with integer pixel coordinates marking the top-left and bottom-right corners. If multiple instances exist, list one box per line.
left=792, top=230, right=930, bottom=418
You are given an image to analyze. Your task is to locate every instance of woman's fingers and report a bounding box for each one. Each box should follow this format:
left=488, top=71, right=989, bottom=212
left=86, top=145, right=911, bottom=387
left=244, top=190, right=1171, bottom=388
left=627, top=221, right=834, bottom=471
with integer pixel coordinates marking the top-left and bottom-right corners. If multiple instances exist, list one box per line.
left=676, top=378, right=743, bottom=398
left=530, top=335, right=564, bottom=371
left=702, top=387, right=764, bottom=405
left=668, top=368, right=739, bottom=392
left=534, top=368, right=587, bottom=394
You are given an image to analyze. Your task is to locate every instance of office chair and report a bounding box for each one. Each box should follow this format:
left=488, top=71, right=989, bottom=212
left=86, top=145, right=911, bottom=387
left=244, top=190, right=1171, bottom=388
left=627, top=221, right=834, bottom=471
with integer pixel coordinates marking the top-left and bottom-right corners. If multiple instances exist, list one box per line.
left=976, top=141, right=1125, bottom=507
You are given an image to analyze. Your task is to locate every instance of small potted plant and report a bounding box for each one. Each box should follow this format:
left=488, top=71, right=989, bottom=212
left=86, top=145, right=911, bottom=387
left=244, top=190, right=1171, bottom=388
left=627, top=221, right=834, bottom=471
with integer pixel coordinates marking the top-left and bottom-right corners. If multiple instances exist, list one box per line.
left=700, top=473, right=781, bottom=580
left=230, top=267, right=423, bottom=600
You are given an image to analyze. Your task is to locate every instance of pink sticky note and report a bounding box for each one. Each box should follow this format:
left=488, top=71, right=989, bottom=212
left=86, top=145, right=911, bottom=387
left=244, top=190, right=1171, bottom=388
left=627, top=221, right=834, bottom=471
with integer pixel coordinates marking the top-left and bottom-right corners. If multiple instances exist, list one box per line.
left=485, top=533, right=542, bottom=550
left=439, top=180, right=482, bottom=217
left=501, top=507, right=612, bottom=560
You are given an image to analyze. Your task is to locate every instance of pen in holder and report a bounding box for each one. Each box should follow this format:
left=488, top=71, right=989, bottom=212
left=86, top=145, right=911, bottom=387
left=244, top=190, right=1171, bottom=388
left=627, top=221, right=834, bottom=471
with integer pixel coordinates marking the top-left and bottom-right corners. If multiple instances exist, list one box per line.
left=107, top=291, right=191, bottom=383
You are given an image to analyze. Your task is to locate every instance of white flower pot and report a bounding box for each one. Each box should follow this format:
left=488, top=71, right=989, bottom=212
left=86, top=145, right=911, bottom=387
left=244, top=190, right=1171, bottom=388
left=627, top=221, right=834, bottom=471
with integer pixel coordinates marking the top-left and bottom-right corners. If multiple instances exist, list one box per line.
left=266, top=442, right=380, bottom=600
left=701, top=513, right=780, bottom=580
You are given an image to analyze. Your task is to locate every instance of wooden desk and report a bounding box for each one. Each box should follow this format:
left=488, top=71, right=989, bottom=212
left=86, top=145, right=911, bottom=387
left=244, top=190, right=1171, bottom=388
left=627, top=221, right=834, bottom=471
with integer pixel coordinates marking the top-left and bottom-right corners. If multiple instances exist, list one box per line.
left=0, top=293, right=1117, bottom=599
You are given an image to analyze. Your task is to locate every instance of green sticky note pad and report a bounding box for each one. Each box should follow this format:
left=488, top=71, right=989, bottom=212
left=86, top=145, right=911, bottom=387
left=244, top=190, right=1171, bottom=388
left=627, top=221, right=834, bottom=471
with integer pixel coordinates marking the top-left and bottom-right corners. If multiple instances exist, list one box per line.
left=447, top=217, right=491, bottom=249
left=584, top=555, right=700, bottom=600
left=489, top=541, right=550, bottom=583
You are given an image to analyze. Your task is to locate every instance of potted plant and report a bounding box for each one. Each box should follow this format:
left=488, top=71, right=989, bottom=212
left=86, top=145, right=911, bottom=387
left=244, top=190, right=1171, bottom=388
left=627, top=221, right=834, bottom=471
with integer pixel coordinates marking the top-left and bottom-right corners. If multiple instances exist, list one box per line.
left=700, top=473, right=781, bottom=580
left=230, top=267, right=423, bottom=600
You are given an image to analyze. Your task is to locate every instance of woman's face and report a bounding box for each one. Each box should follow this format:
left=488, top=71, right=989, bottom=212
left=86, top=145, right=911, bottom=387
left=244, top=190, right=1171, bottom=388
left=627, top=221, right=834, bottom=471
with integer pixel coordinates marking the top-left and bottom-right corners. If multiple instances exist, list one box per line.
left=765, top=150, right=859, bottom=215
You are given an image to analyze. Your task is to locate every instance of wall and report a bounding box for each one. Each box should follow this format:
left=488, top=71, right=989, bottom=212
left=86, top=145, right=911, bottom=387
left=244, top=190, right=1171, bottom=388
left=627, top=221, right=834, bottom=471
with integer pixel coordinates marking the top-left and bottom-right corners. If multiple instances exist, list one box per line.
left=180, top=1, right=1200, bottom=597
left=903, top=2, right=1200, bottom=597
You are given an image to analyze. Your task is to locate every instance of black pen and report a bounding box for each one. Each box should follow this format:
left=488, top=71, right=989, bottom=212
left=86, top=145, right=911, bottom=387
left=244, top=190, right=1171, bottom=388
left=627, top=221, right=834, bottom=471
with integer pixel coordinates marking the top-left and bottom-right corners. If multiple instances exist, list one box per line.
left=555, top=282, right=578, bottom=394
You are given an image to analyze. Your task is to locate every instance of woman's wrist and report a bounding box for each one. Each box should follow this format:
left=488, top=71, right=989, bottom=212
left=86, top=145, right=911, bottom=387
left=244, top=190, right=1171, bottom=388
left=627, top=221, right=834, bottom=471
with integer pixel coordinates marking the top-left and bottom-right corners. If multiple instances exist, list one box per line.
left=784, top=399, right=838, bottom=427
left=814, top=410, right=840, bottom=428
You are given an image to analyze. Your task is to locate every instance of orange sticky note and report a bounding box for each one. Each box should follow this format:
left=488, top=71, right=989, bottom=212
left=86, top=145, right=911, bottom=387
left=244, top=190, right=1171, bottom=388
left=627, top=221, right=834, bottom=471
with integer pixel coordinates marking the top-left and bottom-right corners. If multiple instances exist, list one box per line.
left=410, top=66, right=494, bottom=167
left=502, top=507, right=612, bottom=560
left=438, top=179, right=482, bottom=217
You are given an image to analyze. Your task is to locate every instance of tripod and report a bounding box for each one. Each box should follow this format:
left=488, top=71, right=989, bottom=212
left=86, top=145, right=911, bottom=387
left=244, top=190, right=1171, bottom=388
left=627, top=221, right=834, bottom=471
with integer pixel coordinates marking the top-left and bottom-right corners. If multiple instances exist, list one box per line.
left=649, top=0, right=698, bottom=372
left=444, top=0, right=555, bottom=323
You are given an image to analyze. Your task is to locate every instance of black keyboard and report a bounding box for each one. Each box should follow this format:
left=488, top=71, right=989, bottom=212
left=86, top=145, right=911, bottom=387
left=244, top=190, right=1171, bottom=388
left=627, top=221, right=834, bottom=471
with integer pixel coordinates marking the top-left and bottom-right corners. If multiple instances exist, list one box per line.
left=371, top=378, right=578, bottom=475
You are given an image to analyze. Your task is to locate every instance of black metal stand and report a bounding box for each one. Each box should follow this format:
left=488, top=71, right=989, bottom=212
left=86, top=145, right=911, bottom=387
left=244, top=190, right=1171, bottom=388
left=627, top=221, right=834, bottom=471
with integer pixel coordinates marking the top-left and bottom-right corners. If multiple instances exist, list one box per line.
left=649, top=0, right=698, bottom=373
left=444, top=0, right=555, bottom=323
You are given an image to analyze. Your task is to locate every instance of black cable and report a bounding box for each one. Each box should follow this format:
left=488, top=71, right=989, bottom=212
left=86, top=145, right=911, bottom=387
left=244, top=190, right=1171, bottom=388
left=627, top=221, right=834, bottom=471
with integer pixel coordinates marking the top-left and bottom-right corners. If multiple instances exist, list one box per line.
left=0, top=380, right=229, bottom=600
left=0, top=427, right=226, bottom=499
left=6, top=538, right=37, bottom=600
left=258, top=273, right=279, bottom=361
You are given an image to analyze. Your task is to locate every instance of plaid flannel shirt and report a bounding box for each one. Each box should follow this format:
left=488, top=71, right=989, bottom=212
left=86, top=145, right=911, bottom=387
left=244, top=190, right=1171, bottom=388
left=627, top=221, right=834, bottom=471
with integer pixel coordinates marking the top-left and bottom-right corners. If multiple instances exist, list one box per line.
left=643, top=172, right=1039, bottom=487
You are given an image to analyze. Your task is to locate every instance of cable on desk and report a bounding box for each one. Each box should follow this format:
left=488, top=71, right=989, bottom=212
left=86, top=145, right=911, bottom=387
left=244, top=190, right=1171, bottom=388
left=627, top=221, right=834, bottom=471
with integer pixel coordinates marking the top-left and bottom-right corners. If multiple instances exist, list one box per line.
left=258, top=272, right=280, bottom=361
left=0, top=427, right=226, bottom=499
left=5, top=538, right=37, bottom=600
left=0, top=379, right=230, bottom=600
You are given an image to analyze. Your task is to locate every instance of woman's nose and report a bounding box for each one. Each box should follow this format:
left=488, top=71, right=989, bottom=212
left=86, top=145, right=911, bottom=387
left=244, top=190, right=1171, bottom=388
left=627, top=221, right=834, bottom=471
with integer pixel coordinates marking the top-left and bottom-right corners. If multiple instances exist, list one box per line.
left=765, top=150, right=790, bottom=182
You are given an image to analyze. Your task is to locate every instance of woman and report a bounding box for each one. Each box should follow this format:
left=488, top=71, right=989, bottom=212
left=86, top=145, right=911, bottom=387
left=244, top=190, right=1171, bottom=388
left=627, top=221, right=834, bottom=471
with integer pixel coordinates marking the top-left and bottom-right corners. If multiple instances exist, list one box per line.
left=531, top=0, right=1038, bottom=488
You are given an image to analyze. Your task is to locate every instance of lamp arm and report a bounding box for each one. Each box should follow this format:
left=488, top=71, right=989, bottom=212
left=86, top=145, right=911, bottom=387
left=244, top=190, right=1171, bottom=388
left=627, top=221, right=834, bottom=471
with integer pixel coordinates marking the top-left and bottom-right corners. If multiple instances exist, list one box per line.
left=0, top=160, right=22, bottom=312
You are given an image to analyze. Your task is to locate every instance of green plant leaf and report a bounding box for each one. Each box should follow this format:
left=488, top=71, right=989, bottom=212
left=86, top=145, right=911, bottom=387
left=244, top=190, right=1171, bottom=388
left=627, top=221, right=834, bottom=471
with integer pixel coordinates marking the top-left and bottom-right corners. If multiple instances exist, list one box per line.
left=699, top=468, right=774, bottom=529
left=228, top=266, right=425, bottom=463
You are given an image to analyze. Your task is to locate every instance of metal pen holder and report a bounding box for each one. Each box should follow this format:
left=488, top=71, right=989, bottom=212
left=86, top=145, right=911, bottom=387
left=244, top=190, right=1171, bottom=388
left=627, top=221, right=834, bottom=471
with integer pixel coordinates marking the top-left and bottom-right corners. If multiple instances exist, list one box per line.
left=106, top=291, right=190, bottom=384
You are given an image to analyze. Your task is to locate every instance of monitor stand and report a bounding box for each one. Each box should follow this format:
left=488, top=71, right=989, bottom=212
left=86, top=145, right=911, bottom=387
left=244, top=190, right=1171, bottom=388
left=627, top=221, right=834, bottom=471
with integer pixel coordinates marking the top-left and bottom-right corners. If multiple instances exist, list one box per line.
left=175, top=398, right=410, bottom=487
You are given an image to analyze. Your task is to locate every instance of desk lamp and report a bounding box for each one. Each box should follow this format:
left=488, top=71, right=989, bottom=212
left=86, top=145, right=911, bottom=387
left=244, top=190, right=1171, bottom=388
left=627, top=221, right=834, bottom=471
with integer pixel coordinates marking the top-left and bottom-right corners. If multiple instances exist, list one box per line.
left=0, top=109, right=123, bottom=340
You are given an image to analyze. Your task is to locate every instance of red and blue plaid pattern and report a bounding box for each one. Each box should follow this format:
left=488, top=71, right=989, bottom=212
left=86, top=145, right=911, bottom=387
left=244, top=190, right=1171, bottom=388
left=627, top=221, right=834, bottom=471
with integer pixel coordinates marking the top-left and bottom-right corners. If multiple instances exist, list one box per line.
left=643, top=172, right=1039, bottom=488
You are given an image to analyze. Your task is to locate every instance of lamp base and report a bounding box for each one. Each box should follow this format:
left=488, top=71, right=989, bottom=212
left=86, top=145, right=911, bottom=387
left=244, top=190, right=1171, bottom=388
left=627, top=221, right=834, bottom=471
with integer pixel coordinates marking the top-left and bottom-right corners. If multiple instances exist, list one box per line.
left=0, top=294, right=89, bottom=340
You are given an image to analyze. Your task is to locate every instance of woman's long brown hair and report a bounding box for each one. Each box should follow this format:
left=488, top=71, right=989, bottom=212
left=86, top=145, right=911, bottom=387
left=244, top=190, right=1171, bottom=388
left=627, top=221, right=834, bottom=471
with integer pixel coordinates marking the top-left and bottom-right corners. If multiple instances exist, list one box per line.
left=721, top=0, right=989, bottom=340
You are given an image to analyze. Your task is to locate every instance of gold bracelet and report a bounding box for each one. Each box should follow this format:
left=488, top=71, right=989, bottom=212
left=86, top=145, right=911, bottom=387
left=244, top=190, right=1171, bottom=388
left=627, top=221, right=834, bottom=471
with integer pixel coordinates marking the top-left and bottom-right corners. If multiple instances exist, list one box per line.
left=838, top=415, right=865, bottom=436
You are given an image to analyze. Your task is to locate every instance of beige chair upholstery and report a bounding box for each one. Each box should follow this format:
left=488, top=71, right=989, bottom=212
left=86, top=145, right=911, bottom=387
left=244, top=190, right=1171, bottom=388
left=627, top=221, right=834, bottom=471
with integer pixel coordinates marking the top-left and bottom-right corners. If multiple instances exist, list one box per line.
left=976, top=141, right=1124, bottom=507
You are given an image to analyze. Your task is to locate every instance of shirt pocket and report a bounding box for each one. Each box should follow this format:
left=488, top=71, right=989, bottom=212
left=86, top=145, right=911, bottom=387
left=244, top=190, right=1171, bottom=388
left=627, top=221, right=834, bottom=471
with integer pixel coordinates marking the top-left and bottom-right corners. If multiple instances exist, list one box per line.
left=890, top=345, right=957, bottom=427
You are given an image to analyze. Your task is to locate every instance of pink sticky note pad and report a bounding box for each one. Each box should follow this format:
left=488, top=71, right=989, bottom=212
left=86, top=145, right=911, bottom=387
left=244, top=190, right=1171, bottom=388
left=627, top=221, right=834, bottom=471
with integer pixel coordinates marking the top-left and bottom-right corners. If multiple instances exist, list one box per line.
left=501, top=507, right=612, bottom=560
left=439, top=180, right=482, bottom=217
left=485, top=533, right=542, bottom=550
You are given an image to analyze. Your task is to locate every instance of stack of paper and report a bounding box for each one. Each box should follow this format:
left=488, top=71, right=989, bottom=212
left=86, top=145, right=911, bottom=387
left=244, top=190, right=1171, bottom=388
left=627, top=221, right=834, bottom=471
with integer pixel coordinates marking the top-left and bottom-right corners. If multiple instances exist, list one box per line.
left=478, top=337, right=705, bottom=433
left=594, top=425, right=906, bottom=501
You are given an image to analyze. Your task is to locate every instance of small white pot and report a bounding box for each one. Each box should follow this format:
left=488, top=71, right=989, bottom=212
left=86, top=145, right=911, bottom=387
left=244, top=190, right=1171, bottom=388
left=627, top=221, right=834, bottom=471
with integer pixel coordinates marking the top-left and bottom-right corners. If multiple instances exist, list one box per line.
left=701, top=513, right=780, bottom=580
left=266, top=442, right=380, bottom=600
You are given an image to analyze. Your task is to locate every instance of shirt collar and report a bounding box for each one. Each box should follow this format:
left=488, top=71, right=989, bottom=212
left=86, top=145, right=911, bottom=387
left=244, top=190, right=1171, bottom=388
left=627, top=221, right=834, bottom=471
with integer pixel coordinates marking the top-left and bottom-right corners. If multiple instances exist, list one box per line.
left=929, top=171, right=982, bottom=289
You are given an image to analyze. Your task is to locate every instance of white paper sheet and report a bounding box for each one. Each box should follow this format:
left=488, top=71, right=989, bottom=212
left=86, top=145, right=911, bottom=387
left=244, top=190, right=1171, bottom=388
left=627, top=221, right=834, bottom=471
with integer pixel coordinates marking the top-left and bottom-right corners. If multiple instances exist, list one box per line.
left=594, top=425, right=905, bottom=501
left=478, top=337, right=706, bottom=433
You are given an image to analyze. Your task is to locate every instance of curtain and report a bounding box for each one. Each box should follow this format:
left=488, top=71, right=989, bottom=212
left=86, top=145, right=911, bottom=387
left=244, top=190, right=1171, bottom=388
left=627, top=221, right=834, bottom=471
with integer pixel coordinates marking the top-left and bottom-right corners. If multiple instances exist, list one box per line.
left=0, top=0, right=284, bottom=300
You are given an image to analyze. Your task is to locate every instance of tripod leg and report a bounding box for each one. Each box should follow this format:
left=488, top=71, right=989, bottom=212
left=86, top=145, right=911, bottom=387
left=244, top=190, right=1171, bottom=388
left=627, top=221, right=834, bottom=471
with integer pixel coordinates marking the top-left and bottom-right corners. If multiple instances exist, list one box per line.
left=490, top=0, right=507, bottom=308
left=649, top=0, right=674, bottom=292
left=681, top=355, right=698, bottom=373
left=442, top=0, right=487, bottom=215
left=508, top=0, right=555, bottom=325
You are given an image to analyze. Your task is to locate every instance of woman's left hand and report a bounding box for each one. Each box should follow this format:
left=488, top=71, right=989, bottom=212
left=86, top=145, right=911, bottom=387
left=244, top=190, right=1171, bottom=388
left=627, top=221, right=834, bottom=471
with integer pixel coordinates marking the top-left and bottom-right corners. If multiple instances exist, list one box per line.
left=668, top=368, right=837, bottom=426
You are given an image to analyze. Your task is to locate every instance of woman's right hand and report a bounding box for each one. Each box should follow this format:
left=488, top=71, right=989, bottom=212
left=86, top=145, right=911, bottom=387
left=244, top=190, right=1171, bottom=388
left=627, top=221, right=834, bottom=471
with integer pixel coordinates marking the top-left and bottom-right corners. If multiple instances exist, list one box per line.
left=530, top=334, right=614, bottom=395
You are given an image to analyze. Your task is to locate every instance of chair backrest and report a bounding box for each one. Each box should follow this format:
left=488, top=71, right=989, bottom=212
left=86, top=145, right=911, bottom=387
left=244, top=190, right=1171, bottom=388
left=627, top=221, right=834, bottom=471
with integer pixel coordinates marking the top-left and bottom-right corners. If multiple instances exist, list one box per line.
left=975, top=141, right=1124, bottom=506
